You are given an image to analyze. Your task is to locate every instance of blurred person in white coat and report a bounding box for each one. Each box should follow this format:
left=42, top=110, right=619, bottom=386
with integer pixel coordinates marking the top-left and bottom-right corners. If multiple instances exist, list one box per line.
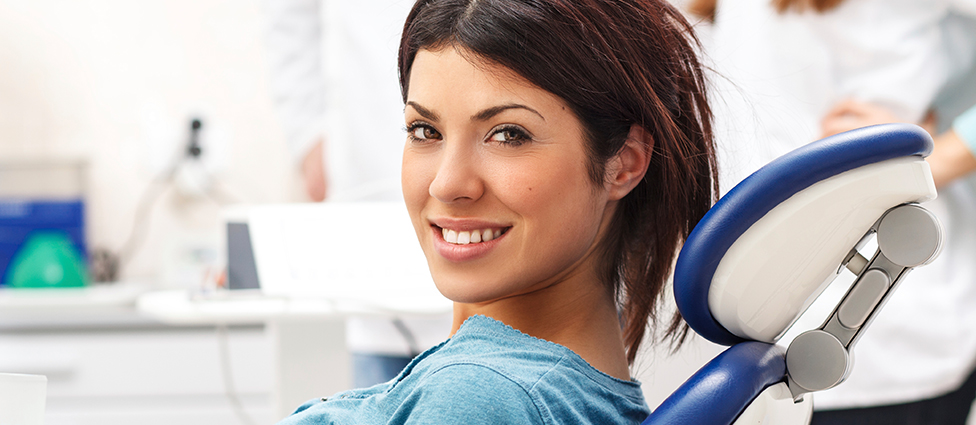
left=691, top=0, right=976, bottom=423
left=264, top=0, right=451, bottom=388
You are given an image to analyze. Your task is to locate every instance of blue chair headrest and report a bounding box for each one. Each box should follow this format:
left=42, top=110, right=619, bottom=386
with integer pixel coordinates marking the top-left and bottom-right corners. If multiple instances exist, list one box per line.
left=674, top=124, right=933, bottom=346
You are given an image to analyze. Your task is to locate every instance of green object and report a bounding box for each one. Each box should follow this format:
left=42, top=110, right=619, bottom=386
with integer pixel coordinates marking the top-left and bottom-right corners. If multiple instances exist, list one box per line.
left=8, top=231, right=88, bottom=288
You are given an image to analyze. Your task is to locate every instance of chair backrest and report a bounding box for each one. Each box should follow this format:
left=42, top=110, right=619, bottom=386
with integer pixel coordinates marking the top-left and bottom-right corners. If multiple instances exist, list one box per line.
left=643, top=123, right=942, bottom=425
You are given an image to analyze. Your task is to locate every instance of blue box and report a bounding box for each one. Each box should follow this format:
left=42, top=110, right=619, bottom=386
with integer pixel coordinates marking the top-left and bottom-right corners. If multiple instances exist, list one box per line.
left=0, top=199, right=87, bottom=286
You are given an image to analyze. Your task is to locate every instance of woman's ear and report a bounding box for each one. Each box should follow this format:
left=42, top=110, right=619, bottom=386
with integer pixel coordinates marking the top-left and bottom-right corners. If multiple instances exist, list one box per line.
left=607, top=124, right=653, bottom=201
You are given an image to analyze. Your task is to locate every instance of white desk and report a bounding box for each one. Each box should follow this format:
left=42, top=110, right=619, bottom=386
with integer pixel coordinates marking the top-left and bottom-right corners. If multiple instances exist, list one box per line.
left=145, top=202, right=453, bottom=419
left=136, top=288, right=451, bottom=420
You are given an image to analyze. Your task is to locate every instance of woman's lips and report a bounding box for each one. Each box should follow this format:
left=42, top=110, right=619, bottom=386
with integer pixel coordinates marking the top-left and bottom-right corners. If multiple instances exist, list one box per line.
left=430, top=222, right=511, bottom=262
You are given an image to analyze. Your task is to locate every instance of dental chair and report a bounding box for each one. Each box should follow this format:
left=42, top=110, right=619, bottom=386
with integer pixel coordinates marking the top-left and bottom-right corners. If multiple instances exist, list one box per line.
left=643, top=123, right=944, bottom=425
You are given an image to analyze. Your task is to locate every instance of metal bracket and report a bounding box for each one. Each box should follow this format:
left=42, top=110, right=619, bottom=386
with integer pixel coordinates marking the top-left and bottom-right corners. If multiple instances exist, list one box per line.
left=786, top=203, right=943, bottom=400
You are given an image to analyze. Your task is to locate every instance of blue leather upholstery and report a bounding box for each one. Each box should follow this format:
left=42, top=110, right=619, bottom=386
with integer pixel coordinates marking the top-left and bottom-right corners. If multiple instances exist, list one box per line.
left=673, top=124, right=933, bottom=346
left=641, top=342, right=786, bottom=425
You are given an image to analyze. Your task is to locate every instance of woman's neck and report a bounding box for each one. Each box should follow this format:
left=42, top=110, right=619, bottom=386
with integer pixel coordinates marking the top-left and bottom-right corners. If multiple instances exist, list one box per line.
left=451, top=279, right=632, bottom=381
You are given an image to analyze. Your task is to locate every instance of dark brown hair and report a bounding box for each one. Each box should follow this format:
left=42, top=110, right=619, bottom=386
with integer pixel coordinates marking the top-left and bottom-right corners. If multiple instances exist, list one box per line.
left=398, top=0, right=718, bottom=364
left=689, top=0, right=845, bottom=21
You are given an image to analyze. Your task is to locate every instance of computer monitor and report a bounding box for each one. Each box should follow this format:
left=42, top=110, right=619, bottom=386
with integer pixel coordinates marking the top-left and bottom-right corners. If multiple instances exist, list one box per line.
left=242, top=202, right=450, bottom=314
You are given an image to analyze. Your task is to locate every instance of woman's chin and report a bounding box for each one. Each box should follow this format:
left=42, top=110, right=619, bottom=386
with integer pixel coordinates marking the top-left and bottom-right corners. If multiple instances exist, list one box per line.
left=432, top=278, right=506, bottom=306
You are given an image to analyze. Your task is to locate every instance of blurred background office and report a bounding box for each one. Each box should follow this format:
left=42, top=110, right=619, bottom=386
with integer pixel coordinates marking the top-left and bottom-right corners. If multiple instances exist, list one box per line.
left=0, top=0, right=301, bottom=284
left=0, top=1, right=302, bottom=423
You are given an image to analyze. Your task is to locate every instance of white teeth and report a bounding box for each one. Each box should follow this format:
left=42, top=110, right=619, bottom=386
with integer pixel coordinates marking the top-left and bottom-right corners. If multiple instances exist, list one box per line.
left=441, top=227, right=503, bottom=245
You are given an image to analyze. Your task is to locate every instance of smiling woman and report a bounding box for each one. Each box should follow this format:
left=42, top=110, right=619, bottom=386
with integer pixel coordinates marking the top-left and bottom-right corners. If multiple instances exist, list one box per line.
left=276, top=0, right=716, bottom=424
left=403, top=48, right=613, bottom=312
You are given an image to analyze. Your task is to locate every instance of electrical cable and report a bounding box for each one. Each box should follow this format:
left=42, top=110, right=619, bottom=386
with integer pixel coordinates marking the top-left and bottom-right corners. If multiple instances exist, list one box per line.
left=109, top=120, right=195, bottom=276
left=217, top=324, right=259, bottom=425
left=114, top=165, right=177, bottom=270
left=106, top=118, right=241, bottom=280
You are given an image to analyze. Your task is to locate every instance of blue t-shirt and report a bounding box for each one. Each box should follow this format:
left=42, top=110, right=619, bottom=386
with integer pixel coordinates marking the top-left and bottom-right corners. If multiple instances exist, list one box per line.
left=277, top=315, right=650, bottom=424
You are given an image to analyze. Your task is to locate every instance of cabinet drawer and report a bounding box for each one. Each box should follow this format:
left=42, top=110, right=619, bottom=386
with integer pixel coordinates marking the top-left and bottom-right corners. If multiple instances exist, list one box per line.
left=0, top=325, right=271, bottom=398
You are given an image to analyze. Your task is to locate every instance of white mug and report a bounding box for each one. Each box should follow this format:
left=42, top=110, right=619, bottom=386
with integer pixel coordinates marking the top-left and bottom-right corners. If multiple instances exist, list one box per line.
left=0, top=373, right=46, bottom=425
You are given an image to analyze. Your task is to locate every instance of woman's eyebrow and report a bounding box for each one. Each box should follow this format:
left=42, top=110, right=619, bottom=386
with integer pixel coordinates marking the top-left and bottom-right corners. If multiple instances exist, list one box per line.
left=405, top=101, right=440, bottom=121
left=405, top=101, right=546, bottom=122
left=473, top=104, right=545, bottom=122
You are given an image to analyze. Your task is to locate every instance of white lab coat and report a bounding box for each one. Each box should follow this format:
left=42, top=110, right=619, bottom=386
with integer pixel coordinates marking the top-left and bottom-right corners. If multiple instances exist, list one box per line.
left=265, top=0, right=452, bottom=356
left=706, top=0, right=976, bottom=409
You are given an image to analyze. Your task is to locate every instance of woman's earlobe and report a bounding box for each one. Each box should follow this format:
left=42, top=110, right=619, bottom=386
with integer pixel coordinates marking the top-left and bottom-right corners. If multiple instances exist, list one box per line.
left=607, top=125, right=653, bottom=200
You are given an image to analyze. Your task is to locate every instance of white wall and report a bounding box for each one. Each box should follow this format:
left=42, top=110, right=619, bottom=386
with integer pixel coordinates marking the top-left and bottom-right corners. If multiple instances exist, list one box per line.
left=0, top=0, right=303, bottom=286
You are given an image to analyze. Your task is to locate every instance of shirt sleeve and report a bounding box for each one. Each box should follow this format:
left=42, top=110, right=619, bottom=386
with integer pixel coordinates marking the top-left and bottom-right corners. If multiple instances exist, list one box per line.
left=263, top=0, right=328, bottom=164
left=952, top=103, right=976, bottom=157
left=394, top=364, right=547, bottom=425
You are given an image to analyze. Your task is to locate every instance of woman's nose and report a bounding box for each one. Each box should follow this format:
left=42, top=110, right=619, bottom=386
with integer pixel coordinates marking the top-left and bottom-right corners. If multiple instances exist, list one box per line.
left=428, top=141, right=484, bottom=204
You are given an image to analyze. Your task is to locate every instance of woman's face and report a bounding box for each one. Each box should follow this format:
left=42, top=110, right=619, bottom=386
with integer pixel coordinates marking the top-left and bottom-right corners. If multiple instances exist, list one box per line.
left=402, top=47, right=618, bottom=305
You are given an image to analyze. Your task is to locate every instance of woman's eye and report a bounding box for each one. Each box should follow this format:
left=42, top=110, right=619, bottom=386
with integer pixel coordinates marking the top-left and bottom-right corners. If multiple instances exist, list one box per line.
left=488, top=126, right=531, bottom=146
left=408, top=124, right=441, bottom=141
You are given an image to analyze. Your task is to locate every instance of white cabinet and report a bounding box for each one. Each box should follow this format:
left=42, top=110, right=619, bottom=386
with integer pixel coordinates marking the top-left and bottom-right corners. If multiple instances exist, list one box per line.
left=0, top=304, right=279, bottom=425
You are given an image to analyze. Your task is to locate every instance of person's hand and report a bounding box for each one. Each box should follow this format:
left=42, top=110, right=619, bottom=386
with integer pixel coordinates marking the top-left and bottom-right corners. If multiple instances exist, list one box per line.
left=821, top=99, right=976, bottom=187
left=821, top=98, right=937, bottom=138
left=302, top=138, right=328, bottom=202
left=821, top=99, right=901, bottom=138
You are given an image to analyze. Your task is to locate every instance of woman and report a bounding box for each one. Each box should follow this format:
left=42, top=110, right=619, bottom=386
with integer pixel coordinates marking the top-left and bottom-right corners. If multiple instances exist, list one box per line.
left=278, top=0, right=716, bottom=423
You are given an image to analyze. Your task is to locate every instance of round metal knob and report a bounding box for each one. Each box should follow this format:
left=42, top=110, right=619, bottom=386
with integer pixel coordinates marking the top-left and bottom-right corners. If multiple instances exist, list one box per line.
left=786, top=330, right=850, bottom=393
left=877, top=204, right=943, bottom=267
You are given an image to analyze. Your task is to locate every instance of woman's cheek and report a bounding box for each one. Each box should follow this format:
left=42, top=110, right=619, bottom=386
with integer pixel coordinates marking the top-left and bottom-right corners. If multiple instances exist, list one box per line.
left=488, top=158, right=548, bottom=205
left=402, top=151, right=435, bottom=233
